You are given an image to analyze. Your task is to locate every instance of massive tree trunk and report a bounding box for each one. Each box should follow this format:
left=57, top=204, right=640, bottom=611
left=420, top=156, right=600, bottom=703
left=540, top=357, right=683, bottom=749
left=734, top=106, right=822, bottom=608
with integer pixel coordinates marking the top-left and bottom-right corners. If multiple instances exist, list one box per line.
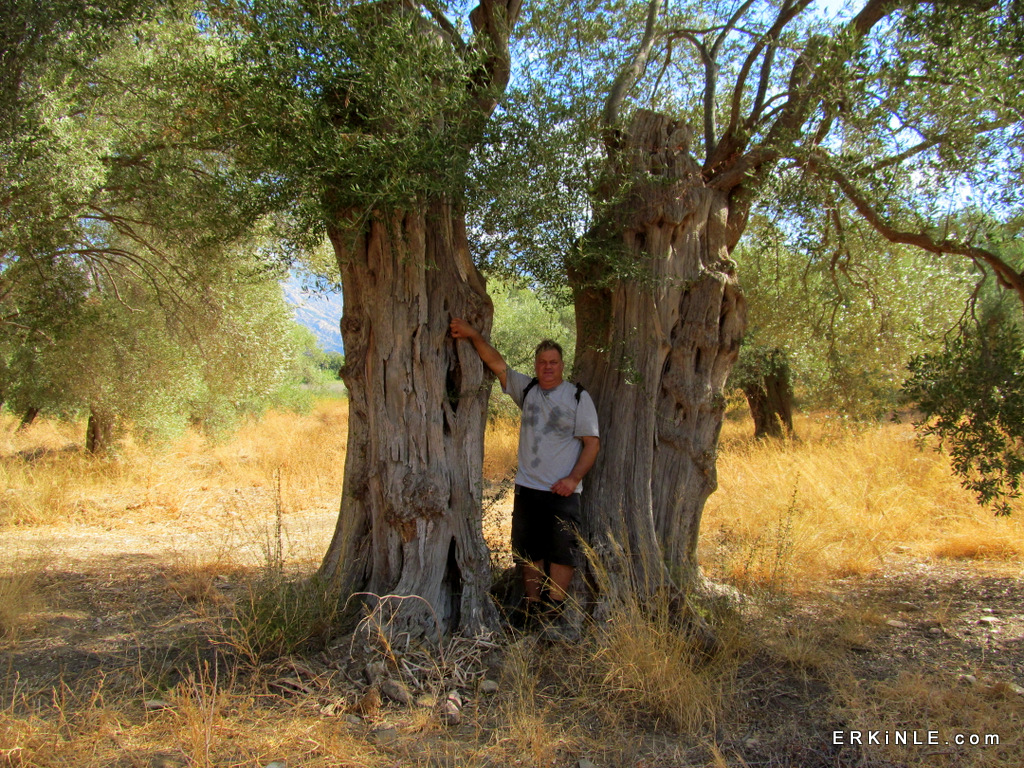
left=571, top=110, right=746, bottom=594
left=319, top=199, right=497, bottom=637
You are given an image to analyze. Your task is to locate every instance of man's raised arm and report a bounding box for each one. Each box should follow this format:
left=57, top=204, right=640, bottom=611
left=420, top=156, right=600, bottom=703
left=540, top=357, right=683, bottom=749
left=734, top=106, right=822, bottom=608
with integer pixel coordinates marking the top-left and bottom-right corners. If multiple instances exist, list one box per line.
left=450, top=318, right=508, bottom=390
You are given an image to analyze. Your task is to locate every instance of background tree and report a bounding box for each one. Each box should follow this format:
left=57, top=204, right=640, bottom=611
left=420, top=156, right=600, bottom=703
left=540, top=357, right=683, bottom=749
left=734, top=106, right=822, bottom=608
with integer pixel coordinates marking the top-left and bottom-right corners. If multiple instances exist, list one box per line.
left=212, top=0, right=523, bottom=635
left=1, top=239, right=308, bottom=452
left=1, top=3, right=310, bottom=451
left=477, top=0, right=1024, bottom=597
left=733, top=215, right=977, bottom=425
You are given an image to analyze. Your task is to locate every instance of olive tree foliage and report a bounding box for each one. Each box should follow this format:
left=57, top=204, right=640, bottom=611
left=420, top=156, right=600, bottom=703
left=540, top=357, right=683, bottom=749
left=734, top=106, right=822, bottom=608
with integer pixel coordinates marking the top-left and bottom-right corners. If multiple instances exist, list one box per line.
left=471, top=0, right=1024, bottom=596
left=0, top=235, right=309, bottom=450
left=208, top=0, right=524, bottom=635
left=734, top=215, right=978, bottom=420
left=1, top=3, right=257, bottom=314
left=1, top=2, right=310, bottom=449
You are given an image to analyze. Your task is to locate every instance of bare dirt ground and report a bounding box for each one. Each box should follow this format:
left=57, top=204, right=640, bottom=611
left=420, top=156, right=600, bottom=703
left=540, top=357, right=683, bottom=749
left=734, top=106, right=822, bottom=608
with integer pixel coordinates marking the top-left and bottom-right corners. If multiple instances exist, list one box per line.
left=2, top=494, right=1023, bottom=768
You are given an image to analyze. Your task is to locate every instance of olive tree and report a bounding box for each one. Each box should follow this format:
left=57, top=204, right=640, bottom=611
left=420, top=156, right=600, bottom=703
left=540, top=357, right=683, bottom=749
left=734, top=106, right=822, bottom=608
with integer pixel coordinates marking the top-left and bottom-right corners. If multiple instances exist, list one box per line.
left=478, top=0, right=1024, bottom=593
left=213, top=0, right=523, bottom=635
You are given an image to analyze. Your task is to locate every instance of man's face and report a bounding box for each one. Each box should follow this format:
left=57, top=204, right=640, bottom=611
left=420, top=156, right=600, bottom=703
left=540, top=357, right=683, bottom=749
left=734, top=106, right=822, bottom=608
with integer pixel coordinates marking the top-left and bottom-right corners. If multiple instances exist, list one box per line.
left=534, top=349, right=564, bottom=390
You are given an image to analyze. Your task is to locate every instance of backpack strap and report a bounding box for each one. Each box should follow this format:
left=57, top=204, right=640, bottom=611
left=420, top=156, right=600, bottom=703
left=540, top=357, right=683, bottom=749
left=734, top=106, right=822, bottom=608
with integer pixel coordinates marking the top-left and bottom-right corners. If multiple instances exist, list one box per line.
left=523, top=377, right=539, bottom=401
left=522, top=377, right=586, bottom=404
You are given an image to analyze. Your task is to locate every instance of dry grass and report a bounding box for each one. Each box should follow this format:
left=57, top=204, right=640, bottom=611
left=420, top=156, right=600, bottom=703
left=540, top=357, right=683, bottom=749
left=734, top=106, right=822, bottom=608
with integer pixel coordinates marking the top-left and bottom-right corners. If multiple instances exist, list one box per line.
left=483, top=415, right=520, bottom=486
left=0, top=401, right=348, bottom=530
left=704, top=412, right=1024, bottom=590
left=2, top=404, right=1024, bottom=767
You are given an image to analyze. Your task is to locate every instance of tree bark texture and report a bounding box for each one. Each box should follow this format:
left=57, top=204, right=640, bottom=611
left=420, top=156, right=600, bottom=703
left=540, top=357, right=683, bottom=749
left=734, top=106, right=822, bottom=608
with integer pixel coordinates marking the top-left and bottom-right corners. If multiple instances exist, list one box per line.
left=571, top=110, right=746, bottom=592
left=320, top=199, right=497, bottom=637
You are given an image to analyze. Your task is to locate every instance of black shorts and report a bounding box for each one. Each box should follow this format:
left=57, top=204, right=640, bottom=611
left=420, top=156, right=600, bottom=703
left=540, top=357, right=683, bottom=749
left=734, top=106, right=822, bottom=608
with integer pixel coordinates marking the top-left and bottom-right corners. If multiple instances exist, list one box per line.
left=511, top=485, right=582, bottom=568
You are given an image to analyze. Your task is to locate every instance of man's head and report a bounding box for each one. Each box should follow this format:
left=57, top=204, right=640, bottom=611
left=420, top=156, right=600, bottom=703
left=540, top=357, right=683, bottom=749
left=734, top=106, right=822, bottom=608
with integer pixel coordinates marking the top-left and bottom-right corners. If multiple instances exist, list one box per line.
left=534, top=339, right=564, bottom=390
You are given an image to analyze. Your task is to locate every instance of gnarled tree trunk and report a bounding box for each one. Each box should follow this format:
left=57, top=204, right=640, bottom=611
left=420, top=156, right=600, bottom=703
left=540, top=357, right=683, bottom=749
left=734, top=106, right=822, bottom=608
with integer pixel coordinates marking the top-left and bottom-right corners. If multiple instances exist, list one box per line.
left=319, top=199, right=497, bottom=637
left=571, top=110, right=746, bottom=594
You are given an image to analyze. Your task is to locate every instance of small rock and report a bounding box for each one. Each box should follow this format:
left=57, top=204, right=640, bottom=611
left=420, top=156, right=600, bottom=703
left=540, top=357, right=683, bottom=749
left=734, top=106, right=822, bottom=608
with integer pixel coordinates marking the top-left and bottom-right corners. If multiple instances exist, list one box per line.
left=479, top=679, right=499, bottom=695
left=446, top=690, right=463, bottom=708
left=440, top=699, right=462, bottom=725
left=959, top=674, right=979, bottom=686
left=1010, top=683, right=1024, bottom=696
left=371, top=726, right=399, bottom=744
left=885, top=619, right=908, bottom=629
left=978, top=616, right=1001, bottom=626
left=578, top=760, right=599, bottom=768
left=264, top=762, right=287, bottom=768
left=319, top=700, right=345, bottom=717
left=343, top=714, right=363, bottom=726
left=144, top=699, right=173, bottom=712
left=380, top=679, right=414, bottom=707
left=929, top=627, right=943, bottom=635
left=894, top=602, right=918, bottom=612
left=745, top=737, right=760, bottom=748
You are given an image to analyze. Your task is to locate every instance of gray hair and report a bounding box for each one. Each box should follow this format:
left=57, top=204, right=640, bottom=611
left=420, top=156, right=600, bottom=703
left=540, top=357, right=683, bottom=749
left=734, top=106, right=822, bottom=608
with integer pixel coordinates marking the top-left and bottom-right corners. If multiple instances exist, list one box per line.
left=534, top=339, right=564, bottom=361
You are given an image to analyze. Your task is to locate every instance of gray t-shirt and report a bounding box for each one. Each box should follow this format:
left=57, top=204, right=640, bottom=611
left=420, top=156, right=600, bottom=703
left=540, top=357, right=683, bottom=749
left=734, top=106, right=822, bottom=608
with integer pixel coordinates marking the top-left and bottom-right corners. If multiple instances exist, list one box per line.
left=503, top=369, right=600, bottom=493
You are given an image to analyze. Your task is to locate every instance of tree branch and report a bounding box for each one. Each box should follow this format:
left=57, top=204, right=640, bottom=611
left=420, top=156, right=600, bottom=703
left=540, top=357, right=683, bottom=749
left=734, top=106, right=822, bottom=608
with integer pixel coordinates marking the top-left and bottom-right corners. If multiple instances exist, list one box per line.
left=603, top=0, right=664, bottom=129
left=419, top=0, right=467, bottom=54
left=468, top=0, right=523, bottom=118
left=818, top=159, right=1024, bottom=308
left=861, top=118, right=1016, bottom=174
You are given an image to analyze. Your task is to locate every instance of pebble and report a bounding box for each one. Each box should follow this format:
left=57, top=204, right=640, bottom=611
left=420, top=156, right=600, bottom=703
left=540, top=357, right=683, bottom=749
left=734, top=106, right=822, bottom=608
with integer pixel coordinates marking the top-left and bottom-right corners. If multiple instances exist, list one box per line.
left=959, top=674, right=979, bottom=686
left=885, top=619, right=908, bottom=629
left=479, top=679, right=499, bottom=695
left=578, top=760, right=599, bottom=768
left=978, top=616, right=1000, bottom=626
left=264, top=762, right=287, bottom=768
left=144, top=699, right=173, bottom=711
left=380, top=678, right=414, bottom=707
left=440, top=699, right=462, bottom=725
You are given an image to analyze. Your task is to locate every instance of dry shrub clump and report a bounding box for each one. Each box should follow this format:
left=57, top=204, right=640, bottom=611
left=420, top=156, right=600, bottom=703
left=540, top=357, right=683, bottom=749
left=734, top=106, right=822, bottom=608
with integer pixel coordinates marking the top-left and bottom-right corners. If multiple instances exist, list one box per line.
left=703, top=413, right=1024, bottom=587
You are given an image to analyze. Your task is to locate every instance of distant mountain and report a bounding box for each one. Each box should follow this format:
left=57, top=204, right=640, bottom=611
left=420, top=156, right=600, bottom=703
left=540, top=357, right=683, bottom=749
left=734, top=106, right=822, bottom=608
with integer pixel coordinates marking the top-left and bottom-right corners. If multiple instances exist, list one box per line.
left=282, top=276, right=344, bottom=354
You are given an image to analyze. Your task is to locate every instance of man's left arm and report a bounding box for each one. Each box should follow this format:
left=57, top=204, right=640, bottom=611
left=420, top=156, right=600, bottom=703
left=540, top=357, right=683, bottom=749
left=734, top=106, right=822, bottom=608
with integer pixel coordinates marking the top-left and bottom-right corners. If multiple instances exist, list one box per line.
left=551, top=436, right=600, bottom=497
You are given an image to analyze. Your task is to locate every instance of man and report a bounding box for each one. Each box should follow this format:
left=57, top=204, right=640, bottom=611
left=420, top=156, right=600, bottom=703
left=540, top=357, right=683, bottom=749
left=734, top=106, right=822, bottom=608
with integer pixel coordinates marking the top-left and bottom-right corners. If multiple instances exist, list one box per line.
left=450, top=317, right=600, bottom=627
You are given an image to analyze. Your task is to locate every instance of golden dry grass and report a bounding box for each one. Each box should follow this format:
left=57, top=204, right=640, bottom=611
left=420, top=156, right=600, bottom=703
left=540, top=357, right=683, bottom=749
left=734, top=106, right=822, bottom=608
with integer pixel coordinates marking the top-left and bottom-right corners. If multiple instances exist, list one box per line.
left=0, top=402, right=348, bottom=529
left=2, top=404, right=1023, bottom=768
left=703, top=413, right=1024, bottom=590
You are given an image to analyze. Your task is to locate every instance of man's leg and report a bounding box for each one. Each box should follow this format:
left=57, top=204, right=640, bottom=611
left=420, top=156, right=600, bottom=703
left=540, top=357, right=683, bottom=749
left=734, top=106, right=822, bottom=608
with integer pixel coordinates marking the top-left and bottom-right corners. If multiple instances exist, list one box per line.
left=523, top=560, right=546, bottom=602
left=546, top=562, right=574, bottom=602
